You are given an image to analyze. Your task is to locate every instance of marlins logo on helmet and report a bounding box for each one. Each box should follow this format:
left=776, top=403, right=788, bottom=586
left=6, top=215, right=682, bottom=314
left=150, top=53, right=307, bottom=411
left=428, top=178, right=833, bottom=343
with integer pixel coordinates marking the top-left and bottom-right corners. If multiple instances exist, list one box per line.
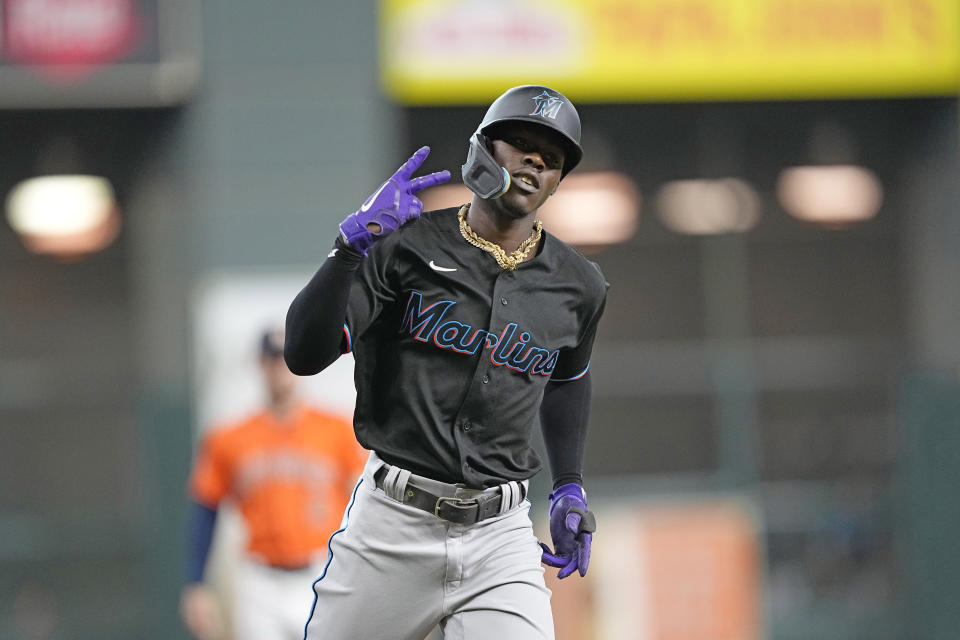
left=530, top=91, right=564, bottom=119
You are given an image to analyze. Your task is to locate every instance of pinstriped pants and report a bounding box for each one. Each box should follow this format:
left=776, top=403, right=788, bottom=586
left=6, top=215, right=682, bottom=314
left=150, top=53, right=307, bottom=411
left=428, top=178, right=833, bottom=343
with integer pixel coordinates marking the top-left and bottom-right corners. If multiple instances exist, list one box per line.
left=301, top=452, right=554, bottom=640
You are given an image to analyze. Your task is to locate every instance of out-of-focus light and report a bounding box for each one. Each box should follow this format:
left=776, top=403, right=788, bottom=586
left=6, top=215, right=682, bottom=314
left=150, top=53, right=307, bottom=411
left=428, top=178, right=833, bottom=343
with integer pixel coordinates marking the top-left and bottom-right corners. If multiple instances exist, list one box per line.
left=418, top=183, right=472, bottom=211
left=776, top=165, right=882, bottom=226
left=539, top=172, right=640, bottom=247
left=655, top=178, right=760, bottom=235
left=5, top=175, right=120, bottom=258
left=419, top=172, right=640, bottom=248
left=7, top=175, right=114, bottom=235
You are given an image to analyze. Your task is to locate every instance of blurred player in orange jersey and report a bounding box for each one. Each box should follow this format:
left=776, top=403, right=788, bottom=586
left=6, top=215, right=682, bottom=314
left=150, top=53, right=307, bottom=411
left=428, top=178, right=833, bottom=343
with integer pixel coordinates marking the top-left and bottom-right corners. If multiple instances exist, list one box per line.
left=179, top=328, right=366, bottom=640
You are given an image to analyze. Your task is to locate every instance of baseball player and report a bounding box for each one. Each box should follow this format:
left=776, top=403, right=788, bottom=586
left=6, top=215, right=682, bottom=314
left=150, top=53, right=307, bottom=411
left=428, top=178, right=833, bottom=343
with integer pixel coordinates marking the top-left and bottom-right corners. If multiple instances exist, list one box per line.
left=285, top=85, right=606, bottom=640
left=179, top=329, right=366, bottom=640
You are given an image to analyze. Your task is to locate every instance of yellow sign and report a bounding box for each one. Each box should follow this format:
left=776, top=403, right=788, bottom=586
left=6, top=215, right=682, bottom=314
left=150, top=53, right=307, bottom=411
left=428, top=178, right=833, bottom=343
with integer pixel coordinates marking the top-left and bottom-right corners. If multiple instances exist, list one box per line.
left=380, top=0, right=960, bottom=103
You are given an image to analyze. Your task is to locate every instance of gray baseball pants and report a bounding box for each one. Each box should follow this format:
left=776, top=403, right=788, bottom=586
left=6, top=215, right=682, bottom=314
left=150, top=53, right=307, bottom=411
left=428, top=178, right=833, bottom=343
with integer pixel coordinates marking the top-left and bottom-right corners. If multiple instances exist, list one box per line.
left=301, top=452, right=554, bottom=640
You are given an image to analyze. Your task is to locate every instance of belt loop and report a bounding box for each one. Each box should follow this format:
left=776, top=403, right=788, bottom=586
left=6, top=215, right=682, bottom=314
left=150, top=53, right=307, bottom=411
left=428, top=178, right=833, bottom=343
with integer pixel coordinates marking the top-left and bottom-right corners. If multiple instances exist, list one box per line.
left=382, top=465, right=411, bottom=502
left=498, top=481, right=525, bottom=514
left=497, top=483, right=513, bottom=514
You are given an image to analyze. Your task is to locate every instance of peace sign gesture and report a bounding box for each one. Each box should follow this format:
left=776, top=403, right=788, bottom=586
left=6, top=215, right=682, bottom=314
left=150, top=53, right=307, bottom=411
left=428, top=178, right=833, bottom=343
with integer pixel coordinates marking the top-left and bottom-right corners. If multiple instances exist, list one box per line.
left=340, top=146, right=451, bottom=255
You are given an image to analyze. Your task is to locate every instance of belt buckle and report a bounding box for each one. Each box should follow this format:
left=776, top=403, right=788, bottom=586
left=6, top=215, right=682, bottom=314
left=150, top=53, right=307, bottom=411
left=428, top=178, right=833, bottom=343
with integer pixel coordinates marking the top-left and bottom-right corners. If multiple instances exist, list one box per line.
left=434, top=495, right=477, bottom=520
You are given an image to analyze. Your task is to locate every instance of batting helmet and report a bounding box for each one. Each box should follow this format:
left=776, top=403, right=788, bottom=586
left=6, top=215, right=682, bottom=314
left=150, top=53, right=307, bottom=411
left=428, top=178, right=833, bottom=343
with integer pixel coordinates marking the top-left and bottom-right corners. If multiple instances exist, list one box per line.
left=461, top=85, right=583, bottom=199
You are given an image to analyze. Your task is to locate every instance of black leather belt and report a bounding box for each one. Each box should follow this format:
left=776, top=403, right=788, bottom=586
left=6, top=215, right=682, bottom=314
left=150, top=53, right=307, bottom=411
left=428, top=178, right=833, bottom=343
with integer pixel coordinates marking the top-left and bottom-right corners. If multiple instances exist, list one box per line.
left=268, top=563, right=311, bottom=572
left=373, top=466, right=521, bottom=525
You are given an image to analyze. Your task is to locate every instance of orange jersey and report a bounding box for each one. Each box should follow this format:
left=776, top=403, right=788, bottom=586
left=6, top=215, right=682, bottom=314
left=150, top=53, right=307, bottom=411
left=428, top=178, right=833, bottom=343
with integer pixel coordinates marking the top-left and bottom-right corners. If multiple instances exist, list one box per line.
left=190, top=405, right=366, bottom=568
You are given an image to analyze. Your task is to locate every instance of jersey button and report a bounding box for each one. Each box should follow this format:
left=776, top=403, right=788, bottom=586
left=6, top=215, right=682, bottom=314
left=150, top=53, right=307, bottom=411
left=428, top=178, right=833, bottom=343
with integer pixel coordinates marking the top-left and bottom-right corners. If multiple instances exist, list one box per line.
left=462, top=420, right=471, bottom=431
left=500, top=297, right=508, bottom=306
left=481, top=374, right=490, bottom=384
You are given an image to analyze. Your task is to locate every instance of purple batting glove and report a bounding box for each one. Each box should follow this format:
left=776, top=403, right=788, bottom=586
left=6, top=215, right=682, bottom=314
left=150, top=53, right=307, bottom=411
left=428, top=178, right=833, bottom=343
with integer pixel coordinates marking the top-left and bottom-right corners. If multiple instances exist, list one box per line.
left=540, top=483, right=596, bottom=579
left=339, top=146, right=451, bottom=255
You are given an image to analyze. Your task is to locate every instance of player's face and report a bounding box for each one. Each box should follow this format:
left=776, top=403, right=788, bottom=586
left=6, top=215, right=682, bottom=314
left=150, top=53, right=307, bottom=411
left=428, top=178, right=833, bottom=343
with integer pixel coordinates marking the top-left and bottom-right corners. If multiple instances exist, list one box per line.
left=260, top=354, right=298, bottom=402
left=489, top=123, right=565, bottom=218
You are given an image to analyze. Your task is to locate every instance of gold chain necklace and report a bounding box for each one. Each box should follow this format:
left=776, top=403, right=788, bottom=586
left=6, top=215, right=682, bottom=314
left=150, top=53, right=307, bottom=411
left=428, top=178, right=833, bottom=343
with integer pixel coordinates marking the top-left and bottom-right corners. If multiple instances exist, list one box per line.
left=457, top=204, right=542, bottom=271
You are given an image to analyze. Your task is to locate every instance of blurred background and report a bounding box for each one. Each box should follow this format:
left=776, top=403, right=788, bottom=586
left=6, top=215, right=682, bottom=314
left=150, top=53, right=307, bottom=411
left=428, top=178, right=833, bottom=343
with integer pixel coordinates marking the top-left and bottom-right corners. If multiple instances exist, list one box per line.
left=1, top=1, right=959, bottom=639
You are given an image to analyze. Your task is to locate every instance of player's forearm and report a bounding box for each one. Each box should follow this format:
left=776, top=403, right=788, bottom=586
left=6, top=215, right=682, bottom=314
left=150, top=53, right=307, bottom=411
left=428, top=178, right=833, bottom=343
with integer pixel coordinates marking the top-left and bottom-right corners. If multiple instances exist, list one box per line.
left=185, top=501, right=218, bottom=584
left=539, top=372, right=592, bottom=488
left=285, top=237, right=363, bottom=375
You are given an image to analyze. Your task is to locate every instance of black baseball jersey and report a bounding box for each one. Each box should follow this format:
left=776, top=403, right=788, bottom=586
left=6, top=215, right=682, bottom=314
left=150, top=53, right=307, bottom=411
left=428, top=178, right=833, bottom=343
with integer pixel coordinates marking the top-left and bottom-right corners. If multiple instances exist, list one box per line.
left=342, top=207, right=607, bottom=488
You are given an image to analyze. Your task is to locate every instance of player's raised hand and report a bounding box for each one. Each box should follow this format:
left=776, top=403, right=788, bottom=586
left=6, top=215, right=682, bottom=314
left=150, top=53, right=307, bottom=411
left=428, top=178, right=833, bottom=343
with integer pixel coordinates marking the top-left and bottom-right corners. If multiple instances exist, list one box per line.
left=540, top=483, right=596, bottom=579
left=339, top=146, right=451, bottom=255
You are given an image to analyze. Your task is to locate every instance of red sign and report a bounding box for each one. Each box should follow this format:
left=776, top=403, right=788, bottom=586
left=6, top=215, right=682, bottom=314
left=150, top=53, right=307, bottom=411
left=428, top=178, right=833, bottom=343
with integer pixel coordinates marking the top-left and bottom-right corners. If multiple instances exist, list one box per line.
left=2, top=0, right=141, bottom=81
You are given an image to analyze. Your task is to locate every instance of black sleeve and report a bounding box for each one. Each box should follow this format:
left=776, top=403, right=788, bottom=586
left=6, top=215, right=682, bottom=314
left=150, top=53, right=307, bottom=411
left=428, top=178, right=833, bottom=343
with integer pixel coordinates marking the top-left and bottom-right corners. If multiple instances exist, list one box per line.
left=185, top=501, right=218, bottom=584
left=550, top=289, right=606, bottom=382
left=284, top=236, right=364, bottom=376
left=539, top=371, right=592, bottom=489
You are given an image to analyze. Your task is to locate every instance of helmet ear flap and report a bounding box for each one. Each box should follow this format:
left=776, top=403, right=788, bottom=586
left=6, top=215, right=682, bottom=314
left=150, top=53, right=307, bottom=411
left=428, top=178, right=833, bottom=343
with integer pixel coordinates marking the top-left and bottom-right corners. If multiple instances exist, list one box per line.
left=461, top=133, right=511, bottom=199
left=479, top=132, right=495, bottom=152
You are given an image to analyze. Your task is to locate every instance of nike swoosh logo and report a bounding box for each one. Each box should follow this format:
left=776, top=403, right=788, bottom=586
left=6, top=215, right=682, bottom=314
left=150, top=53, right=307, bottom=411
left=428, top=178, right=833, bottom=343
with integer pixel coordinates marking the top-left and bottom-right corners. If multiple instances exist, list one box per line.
left=360, top=181, right=390, bottom=212
left=327, top=248, right=338, bottom=258
left=429, top=260, right=457, bottom=272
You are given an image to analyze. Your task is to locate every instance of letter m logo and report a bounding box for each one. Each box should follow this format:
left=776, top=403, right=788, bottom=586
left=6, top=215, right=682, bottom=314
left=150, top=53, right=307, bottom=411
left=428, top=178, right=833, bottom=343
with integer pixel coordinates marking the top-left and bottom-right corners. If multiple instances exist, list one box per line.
left=530, top=91, right=564, bottom=120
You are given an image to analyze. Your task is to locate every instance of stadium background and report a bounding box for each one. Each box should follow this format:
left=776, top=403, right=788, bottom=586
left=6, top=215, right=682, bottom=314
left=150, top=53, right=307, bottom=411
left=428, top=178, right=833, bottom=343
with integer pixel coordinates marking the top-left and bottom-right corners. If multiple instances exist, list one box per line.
left=0, top=1, right=958, bottom=639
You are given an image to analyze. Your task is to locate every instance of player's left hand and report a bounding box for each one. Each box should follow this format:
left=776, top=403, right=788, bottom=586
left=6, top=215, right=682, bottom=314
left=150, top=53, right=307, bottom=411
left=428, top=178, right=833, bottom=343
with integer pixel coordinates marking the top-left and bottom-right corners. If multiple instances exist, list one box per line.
left=540, top=483, right=596, bottom=579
